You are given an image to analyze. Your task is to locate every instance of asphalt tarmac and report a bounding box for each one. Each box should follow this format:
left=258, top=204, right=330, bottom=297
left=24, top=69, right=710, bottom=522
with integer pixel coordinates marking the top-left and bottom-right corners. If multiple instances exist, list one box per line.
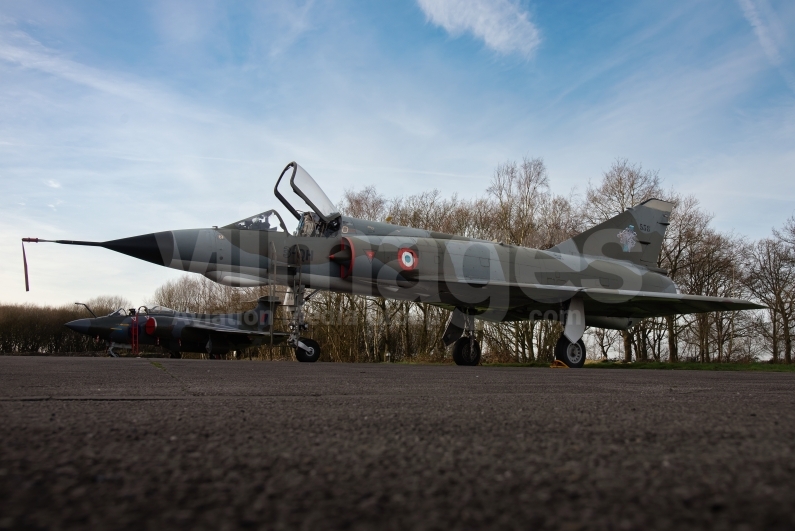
left=1, top=357, right=794, bottom=531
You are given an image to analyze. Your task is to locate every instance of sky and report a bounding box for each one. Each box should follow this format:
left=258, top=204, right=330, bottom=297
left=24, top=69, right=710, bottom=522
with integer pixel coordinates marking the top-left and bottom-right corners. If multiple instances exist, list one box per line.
left=1, top=0, right=794, bottom=306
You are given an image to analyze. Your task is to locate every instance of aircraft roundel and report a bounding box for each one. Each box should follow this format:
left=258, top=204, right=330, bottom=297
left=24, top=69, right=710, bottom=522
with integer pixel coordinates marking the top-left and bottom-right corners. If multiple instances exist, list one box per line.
left=145, top=317, right=157, bottom=335
left=398, top=248, right=418, bottom=271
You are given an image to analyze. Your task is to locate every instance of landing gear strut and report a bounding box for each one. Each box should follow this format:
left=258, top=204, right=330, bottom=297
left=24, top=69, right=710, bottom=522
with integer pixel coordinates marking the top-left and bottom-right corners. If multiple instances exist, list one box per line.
left=106, top=341, right=122, bottom=357
left=555, top=295, right=586, bottom=368
left=286, top=285, right=321, bottom=363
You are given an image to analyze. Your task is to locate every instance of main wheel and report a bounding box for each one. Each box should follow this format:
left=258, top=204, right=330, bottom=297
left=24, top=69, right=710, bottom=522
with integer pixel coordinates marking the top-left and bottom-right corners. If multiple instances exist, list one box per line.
left=452, top=337, right=481, bottom=366
left=295, top=338, right=321, bottom=363
left=169, top=351, right=182, bottom=359
left=555, top=336, right=586, bottom=368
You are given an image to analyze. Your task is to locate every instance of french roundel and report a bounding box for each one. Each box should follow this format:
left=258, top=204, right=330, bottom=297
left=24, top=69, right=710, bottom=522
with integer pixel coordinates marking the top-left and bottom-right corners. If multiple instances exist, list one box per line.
left=398, top=248, right=418, bottom=271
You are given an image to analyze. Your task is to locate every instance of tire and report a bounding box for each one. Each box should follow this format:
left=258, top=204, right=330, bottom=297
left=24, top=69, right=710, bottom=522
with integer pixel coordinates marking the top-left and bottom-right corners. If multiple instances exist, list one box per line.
left=169, top=351, right=182, bottom=359
left=452, top=337, right=481, bottom=366
left=295, top=338, right=321, bottom=363
left=555, top=336, right=586, bottom=368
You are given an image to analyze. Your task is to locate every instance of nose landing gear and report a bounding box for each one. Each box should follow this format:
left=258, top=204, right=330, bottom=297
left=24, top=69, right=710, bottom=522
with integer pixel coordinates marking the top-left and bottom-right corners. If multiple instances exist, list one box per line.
left=286, top=285, right=321, bottom=363
left=294, top=338, right=321, bottom=362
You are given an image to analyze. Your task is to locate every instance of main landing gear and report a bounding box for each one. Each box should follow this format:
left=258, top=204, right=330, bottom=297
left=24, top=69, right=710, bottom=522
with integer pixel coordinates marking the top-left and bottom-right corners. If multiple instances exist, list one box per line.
left=554, top=295, right=587, bottom=368
left=452, top=335, right=481, bottom=366
left=286, top=285, right=321, bottom=363
left=554, top=336, right=586, bottom=368
left=443, top=309, right=481, bottom=366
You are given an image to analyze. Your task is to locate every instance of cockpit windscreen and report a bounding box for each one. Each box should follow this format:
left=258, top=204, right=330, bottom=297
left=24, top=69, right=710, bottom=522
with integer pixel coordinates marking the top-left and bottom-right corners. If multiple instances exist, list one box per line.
left=224, top=209, right=289, bottom=232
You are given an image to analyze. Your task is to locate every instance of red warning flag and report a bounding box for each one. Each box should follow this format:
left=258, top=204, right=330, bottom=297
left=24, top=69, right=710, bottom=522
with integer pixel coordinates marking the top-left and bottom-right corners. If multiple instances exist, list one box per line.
left=22, top=241, right=30, bottom=292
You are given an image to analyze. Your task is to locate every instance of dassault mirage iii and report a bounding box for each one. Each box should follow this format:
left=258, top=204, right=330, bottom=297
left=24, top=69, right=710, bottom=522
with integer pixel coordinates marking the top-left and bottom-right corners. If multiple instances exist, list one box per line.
left=24, top=162, right=763, bottom=367
left=65, top=296, right=292, bottom=359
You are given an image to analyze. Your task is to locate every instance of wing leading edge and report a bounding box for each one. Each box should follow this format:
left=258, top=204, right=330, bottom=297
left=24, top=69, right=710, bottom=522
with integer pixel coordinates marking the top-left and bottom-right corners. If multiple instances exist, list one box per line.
left=578, top=288, right=765, bottom=318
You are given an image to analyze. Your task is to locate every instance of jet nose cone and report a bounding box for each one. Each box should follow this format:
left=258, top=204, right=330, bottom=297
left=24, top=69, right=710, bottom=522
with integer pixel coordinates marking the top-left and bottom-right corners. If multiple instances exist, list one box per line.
left=103, top=232, right=173, bottom=267
left=65, top=318, right=91, bottom=334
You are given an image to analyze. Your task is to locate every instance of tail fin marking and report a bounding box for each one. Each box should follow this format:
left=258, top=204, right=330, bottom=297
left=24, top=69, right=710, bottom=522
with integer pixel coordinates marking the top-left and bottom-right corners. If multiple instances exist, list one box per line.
left=552, top=198, right=674, bottom=268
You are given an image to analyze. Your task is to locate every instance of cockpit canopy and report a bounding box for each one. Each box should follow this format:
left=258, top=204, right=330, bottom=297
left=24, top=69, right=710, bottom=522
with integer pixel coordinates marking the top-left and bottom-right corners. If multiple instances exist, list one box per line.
left=107, top=305, right=176, bottom=317
left=275, top=162, right=340, bottom=223
left=223, top=209, right=289, bottom=233
left=221, top=163, right=340, bottom=238
left=148, top=305, right=176, bottom=315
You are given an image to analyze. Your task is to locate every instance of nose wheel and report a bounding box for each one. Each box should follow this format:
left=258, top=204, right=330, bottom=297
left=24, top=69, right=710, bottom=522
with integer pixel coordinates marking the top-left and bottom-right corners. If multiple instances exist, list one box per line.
left=294, top=338, right=321, bottom=363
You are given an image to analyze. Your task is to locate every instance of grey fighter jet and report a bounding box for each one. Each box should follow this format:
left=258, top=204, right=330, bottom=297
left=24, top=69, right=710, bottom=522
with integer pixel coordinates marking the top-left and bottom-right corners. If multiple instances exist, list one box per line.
left=65, top=296, right=293, bottom=359
left=26, top=162, right=763, bottom=367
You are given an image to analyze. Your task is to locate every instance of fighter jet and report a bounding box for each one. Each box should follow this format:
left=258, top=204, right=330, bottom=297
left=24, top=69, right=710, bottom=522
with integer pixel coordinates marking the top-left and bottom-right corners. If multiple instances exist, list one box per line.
left=25, top=162, right=763, bottom=367
left=64, top=296, right=293, bottom=359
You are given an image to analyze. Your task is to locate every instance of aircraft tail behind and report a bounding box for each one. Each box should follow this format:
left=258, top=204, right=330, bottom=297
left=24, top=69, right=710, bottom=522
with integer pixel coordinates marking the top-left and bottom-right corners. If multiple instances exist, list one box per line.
left=551, top=198, right=674, bottom=269
left=252, top=296, right=281, bottom=329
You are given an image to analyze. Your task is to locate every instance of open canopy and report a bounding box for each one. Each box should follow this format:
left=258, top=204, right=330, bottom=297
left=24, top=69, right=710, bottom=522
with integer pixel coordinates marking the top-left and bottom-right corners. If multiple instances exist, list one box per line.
left=274, top=162, right=340, bottom=223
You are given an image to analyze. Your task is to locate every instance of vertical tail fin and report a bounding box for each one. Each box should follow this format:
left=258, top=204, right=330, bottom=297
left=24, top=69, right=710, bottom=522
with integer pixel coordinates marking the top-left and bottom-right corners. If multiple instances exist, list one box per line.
left=255, top=296, right=281, bottom=328
left=551, top=198, right=673, bottom=268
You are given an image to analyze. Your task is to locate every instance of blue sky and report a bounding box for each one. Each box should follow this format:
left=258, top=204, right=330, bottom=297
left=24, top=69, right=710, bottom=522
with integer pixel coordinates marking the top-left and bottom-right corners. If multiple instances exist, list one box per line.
left=2, top=0, right=794, bottom=305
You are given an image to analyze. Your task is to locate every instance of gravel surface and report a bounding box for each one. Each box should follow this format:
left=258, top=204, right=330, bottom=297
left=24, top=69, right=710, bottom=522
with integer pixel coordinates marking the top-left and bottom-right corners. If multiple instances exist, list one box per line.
left=1, top=357, right=794, bottom=530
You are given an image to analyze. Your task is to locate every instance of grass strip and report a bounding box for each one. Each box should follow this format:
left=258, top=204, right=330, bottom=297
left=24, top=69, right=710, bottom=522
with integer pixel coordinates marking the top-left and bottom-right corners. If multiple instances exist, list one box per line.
left=483, top=361, right=795, bottom=371
left=583, top=361, right=795, bottom=372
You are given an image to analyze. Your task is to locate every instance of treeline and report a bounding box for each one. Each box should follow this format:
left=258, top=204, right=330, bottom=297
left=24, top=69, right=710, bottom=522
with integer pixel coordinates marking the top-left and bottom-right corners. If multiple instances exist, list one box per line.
left=3, top=158, right=793, bottom=363
left=0, top=296, right=130, bottom=354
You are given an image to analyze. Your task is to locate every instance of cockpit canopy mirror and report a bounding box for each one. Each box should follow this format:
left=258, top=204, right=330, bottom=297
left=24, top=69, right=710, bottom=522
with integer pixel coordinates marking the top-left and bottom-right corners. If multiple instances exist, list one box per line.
left=274, top=162, right=340, bottom=223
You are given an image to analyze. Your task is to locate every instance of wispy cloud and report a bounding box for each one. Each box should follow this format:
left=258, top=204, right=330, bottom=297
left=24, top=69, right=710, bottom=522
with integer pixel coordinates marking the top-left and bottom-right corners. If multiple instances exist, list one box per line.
left=46, top=179, right=60, bottom=188
left=737, top=0, right=795, bottom=93
left=416, top=0, right=540, bottom=57
left=2, top=1, right=794, bottom=307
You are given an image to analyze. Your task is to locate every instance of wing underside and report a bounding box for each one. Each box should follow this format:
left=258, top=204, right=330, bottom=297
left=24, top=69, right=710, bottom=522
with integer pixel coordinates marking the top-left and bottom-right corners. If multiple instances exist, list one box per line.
left=358, top=278, right=765, bottom=321
left=493, top=282, right=764, bottom=319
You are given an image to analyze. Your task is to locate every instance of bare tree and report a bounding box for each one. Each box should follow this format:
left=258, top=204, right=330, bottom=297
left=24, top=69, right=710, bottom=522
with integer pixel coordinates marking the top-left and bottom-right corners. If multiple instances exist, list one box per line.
left=583, top=158, right=664, bottom=361
left=584, top=158, right=663, bottom=225
left=659, top=194, right=711, bottom=362
left=743, top=237, right=795, bottom=363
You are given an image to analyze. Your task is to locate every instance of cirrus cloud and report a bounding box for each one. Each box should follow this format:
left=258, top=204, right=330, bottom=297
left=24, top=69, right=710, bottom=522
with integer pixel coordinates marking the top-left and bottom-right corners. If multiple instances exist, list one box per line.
left=417, top=0, right=540, bottom=57
left=737, top=0, right=795, bottom=93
